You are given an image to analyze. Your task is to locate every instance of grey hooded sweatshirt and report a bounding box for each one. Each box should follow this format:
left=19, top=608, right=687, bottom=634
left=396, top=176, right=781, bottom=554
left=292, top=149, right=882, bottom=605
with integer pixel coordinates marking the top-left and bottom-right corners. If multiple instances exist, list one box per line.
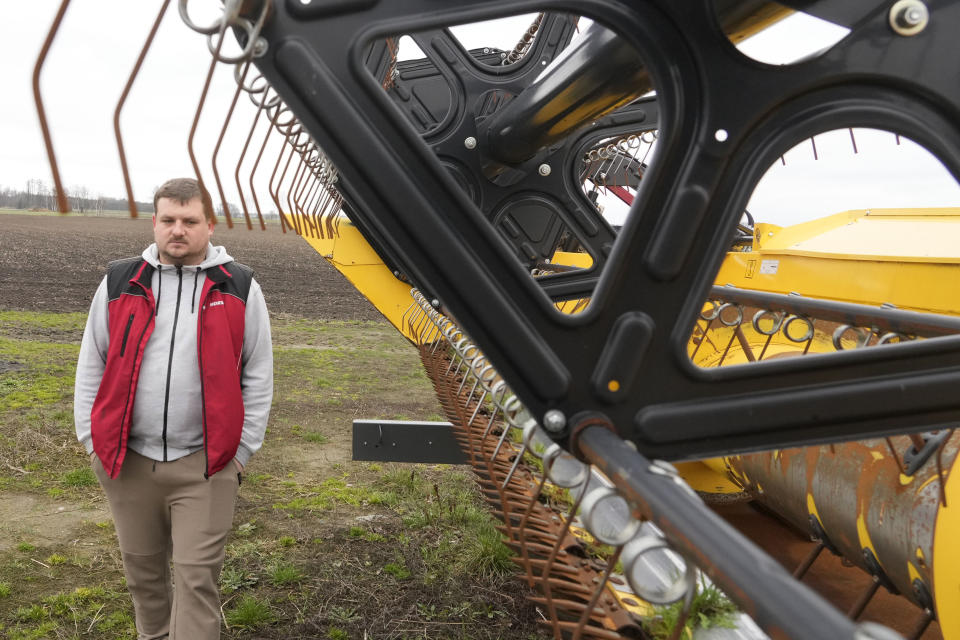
left=74, top=243, right=273, bottom=467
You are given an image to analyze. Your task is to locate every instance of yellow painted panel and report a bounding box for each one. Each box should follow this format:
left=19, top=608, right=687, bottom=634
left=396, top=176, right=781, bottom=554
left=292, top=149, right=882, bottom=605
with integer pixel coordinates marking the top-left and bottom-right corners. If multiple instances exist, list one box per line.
left=299, top=220, right=418, bottom=342
left=674, top=461, right=743, bottom=495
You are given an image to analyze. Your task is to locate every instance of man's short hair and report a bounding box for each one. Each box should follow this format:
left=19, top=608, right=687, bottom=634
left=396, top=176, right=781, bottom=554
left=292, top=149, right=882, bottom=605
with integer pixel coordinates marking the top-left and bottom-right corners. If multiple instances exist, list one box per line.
left=153, top=178, right=204, bottom=212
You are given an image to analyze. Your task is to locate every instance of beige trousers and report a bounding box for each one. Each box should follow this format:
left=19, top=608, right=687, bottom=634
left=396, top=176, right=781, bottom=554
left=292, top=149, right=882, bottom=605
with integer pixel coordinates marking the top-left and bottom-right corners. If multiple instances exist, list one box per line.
left=93, top=449, right=240, bottom=640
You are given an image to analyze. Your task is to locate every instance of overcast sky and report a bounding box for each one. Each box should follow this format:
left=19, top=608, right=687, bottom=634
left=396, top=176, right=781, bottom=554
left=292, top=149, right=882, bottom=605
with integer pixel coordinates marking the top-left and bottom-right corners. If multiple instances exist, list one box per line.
left=4, top=3, right=958, bottom=227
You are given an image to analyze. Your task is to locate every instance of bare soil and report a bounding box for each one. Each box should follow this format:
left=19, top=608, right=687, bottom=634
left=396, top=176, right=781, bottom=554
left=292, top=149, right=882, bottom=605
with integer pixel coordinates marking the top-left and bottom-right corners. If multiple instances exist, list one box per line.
left=0, top=213, right=547, bottom=639
left=0, top=213, right=381, bottom=320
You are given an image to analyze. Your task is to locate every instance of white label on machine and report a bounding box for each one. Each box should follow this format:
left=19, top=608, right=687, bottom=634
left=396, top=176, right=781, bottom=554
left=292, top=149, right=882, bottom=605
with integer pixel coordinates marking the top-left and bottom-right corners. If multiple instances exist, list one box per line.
left=759, top=259, right=779, bottom=274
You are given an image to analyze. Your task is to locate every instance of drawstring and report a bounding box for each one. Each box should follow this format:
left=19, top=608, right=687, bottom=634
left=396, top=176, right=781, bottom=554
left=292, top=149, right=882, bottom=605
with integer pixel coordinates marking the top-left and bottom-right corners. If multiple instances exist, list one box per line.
left=155, top=265, right=162, bottom=316
left=191, top=267, right=200, bottom=314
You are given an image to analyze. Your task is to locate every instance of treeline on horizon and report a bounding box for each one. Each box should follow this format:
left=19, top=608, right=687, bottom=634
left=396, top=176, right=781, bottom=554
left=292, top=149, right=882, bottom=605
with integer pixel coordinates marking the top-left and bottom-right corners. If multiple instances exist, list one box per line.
left=0, top=180, right=153, bottom=214
left=1, top=180, right=280, bottom=219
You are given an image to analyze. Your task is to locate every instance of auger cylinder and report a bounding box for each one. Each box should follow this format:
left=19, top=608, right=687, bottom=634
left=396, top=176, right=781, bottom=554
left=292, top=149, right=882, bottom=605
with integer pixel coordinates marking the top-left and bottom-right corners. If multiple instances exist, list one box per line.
left=722, top=433, right=959, bottom=624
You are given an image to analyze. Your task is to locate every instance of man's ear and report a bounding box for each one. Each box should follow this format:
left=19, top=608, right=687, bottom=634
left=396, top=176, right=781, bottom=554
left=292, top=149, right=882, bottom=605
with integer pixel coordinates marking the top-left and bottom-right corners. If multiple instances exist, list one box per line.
left=152, top=215, right=157, bottom=229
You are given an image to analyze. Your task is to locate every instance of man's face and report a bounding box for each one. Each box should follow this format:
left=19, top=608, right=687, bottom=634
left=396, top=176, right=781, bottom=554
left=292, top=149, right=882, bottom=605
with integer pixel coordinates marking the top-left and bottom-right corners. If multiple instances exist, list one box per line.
left=153, top=197, right=213, bottom=266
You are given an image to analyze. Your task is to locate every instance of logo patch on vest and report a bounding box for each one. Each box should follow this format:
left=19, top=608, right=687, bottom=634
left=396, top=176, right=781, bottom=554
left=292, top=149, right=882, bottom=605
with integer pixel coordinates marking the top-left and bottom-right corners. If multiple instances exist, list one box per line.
left=208, top=300, right=225, bottom=308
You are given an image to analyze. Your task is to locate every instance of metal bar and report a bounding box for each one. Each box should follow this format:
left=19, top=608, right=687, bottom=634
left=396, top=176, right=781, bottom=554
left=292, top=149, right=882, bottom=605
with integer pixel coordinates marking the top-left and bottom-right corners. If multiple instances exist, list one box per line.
left=577, top=426, right=861, bottom=640
left=114, top=0, right=171, bottom=219
left=32, top=0, right=73, bottom=214
left=711, top=286, right=960, bottom=337
left=352, top=420, right=467, bottom=464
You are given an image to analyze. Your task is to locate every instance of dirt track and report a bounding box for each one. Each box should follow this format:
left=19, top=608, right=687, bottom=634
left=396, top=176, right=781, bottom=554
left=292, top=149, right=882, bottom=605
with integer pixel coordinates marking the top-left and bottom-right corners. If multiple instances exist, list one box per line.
left=0, top=213, right=383, bottom=320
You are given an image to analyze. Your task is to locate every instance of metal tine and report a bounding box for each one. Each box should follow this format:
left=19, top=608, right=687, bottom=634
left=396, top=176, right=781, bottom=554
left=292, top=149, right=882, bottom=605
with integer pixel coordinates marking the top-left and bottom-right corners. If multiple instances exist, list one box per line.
left=456, top=346, right=480, bottom=395
left=417, top=308, right=440, bottom=348
left=491, top=395, right=524, bottom=463
left=421, top=313, right=444, bottom=347
left=212, top=60, right=252, bottom=229
left=269, top=125, right=298, bottom=233
left=301, top=167, right=324, bottom=235
left=33, top=0, right=73, bottom=213
left=480, top=382, right=508, bottom=440
left=498, top=439, right=528, bottom=492
left=115, top=0, right=172, bottom=220
left=294, top=167, right=316, bottom=238
left=285, top=146, right=308, bottom=236
left=467, top=365, right=498, bottom=427
left=570, top=546, right=624, bottom=640
left=278, top=130, right=304, bottom=235
left=464, top=355, right=487, bottom=400
left=186, top=15, right=229, bottom=224
left=266, top=128, right=291, bottom=230
left=312, top=182, right=333, bottom=239
left=449, top=339, right=472, bottom=378
left=234, top=79, right=272, bottom=230
left=250, top=95, right=283, bottom=231
left=400, top=300, right=419, bottom=338
left=542, top=478, right=590, bottom=639
left=322, top=182, right=340, bottom=237
left=715, top=303, right=744, bottom=367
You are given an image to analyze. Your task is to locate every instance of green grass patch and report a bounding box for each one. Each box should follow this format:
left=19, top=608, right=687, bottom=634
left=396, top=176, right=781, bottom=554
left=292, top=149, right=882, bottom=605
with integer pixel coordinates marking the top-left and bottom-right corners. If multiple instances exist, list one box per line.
left=644, top=577, right=738, bottom=640
left=225, top=595, right=276, bottom=629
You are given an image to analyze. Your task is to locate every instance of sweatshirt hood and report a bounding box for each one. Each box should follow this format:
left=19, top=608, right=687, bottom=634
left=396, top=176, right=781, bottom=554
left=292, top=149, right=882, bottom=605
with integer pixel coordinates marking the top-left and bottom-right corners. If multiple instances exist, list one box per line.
left=142, top=243, right=234, bottom=271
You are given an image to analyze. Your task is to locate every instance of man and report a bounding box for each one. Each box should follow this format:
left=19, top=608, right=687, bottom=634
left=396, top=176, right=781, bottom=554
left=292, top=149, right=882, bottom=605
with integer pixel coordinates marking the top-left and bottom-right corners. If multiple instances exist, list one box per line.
left=74, top=178, right=273, bottom=640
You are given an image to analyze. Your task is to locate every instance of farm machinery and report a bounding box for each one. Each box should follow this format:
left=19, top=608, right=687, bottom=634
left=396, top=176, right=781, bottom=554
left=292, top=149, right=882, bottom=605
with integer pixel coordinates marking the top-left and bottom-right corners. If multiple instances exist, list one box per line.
left=34, top=1, right=960, bottom=638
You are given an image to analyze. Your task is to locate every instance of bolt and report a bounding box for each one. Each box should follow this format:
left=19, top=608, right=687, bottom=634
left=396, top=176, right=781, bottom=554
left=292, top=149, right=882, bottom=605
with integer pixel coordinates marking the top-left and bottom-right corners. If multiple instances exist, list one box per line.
left=464, top=136, right=477, bottom=150
left=252, top=38, right=269, bottom=58
left=889, top=0, right=929, bottom=36
left=542, top=409, right=566, bottom=433
left=538, top=163, right=552, bottom=177
left=430, top=299, right=440, bottom=308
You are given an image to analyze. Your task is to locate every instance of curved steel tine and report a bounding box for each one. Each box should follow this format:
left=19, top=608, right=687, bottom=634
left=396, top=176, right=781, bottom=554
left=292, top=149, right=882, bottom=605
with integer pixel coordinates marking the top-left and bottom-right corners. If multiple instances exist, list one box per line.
left=234, top=83, right=268, bottom=230
left=187, top=16, right=229, bottom=224
left=268, top=125, right=295, bottom=233
left=115, top=0, right=172, bottom=220
left=212, top=60, right=252, bottom=229
left=33, top=0, right=74, bottom=213
left=284, top=145, right=308, bottom=235
left=571, top=546, right=624, bottom=640
left=248, top=93, right=278, bottom=231
left=542, top=474, right=590, bottom=639
left=481, top=381, right=508, bottom=439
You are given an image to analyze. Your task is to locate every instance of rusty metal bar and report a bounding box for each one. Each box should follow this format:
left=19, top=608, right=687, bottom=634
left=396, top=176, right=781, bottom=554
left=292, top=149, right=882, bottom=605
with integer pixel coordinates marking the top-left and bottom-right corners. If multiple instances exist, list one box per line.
left=114, top=0, right=171, bottom=219
left=212, top=61, right=253, bottom=228
left=186, top=20, right=229, bottom=223
left=32, top=0, right=73, bottom=214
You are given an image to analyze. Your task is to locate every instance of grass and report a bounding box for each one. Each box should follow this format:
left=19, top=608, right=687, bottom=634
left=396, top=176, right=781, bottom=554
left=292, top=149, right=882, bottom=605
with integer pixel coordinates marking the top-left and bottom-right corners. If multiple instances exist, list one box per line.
left=0, top=309, right=545, bottom=639
left=644, top=577, right=738, bottom=640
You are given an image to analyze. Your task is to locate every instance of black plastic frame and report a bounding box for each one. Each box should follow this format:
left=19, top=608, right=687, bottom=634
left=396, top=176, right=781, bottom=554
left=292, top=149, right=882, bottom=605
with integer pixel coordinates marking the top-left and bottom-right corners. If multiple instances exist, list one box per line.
left=252, top=0, right=960, bottom=460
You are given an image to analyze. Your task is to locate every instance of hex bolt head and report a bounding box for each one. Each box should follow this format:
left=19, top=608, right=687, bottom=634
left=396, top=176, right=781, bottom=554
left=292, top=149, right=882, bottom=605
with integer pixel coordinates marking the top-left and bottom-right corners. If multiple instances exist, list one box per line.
left=430, top=299, right=440, bottom=308
left=538, top=163, right=552, bottom=177
left=464, top=136, right=478, bottom=150
left=889, top=0, right=929, bottom=36
left=542, top=409, right=566, bottom=433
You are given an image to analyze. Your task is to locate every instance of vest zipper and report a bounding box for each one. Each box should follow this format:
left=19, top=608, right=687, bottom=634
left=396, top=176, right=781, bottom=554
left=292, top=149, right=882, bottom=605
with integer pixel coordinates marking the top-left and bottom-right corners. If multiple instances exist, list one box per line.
left=119, top=313, right=135, bottom=357
left=161, top=266, right=184, bottom=462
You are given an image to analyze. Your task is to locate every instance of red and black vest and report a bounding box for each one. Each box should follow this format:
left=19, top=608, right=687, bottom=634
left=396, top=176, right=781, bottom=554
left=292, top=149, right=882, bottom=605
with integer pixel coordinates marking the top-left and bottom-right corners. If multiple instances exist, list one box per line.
left=90, top=256, right=253, bottom=479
